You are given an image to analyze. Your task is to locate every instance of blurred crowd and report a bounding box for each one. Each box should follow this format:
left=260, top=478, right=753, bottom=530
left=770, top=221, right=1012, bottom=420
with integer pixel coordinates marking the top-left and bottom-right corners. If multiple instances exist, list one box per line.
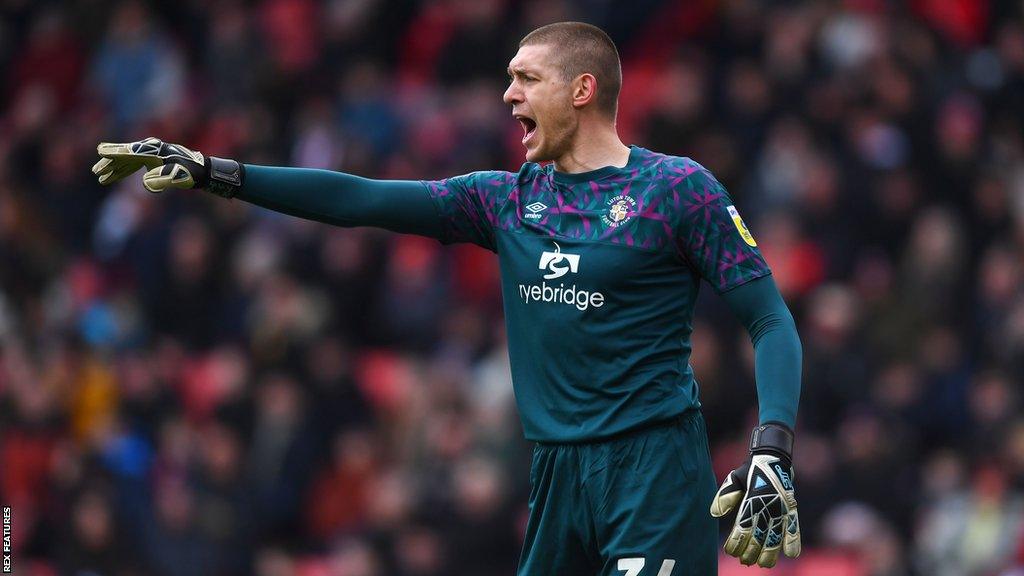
left=1, top=0, right=1023, bottom=575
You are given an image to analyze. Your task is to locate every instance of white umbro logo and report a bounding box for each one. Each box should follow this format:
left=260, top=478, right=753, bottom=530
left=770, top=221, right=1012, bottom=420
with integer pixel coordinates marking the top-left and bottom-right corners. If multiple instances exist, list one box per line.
left=525, top=201, right=547, bottom=219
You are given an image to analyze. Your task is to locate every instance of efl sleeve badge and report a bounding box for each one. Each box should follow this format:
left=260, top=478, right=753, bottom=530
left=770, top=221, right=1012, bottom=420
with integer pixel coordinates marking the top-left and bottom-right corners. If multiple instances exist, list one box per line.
left=726, top=205, right=757, bottom=247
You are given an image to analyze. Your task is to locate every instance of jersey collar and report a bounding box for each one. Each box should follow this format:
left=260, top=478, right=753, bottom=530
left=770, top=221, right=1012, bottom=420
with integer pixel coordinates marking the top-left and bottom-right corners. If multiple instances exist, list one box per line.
left=550, top=145, right=642, bottom=185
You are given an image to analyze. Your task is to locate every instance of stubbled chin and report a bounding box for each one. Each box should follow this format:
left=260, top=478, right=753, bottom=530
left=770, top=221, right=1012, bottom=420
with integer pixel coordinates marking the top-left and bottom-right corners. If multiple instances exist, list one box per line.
left=524, top=140, right=546, bottom=162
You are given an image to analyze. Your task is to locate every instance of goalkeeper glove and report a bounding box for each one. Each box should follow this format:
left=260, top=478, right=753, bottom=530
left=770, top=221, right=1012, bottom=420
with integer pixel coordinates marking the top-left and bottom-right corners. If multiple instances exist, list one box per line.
left=91, top=137, right=243, bottom=198
left=710, top=422, right=801, bottom=568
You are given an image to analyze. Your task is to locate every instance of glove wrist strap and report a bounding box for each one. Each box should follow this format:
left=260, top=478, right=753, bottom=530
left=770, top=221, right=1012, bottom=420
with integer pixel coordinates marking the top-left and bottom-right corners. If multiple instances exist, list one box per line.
left=750, top=422, right=794, bottom=460
left=205, top=156, right=244, bottom=198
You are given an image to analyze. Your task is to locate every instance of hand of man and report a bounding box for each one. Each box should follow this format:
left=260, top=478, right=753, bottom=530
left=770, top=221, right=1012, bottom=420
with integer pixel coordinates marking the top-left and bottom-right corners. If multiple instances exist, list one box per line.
left=92, top=137, right=243, bottom=197
left=710, top=422, right=801, bottom=568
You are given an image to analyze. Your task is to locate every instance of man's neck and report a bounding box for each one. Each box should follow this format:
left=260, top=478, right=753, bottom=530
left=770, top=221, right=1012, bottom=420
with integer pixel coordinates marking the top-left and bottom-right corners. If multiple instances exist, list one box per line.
left=553, top=123, right=631, bottom=174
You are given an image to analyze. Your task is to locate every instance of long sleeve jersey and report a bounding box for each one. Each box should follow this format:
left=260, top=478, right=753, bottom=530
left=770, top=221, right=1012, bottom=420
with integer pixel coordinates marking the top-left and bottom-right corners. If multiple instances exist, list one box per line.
left=239, top=145, right=801, bottom=442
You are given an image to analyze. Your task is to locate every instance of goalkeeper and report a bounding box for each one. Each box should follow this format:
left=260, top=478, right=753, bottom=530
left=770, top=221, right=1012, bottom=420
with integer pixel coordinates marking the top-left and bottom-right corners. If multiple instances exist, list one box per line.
left=94, top=22, right=801, bottom=575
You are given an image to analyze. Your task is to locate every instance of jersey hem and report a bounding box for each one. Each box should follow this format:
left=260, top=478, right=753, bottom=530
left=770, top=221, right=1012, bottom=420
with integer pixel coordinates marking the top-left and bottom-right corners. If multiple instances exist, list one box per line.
left=716, top=269, right=774, bottom=296
left=530, top=408, right=703, bottom=446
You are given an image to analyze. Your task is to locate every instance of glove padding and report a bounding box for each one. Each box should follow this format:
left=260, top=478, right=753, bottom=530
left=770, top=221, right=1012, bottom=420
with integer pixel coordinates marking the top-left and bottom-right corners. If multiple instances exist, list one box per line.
left=711, top=452, right=801, bottom=568
left=92, top=137, right=207, bottom=193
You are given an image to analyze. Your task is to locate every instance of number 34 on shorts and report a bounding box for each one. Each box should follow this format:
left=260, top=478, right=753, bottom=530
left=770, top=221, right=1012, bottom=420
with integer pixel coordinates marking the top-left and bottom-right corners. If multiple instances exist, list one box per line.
left=617, top=557, right=676, bottom=576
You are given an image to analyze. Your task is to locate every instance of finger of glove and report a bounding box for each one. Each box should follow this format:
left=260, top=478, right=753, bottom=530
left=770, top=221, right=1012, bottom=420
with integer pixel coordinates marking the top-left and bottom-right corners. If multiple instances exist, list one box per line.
left=741, top=537, right=765, bottom=565
left=98, top=156, right=154, bottom=184
left=756, top=545, right=780, bottom=568
left=97, top=169, right=118, bottom=185
left=96, top=142, right=133, bottom=157
left=755, top=516, right=785, bottom=568
left=710, top=474, right=745, bottom=517
left=91, top=157, right=113, bottom=175
left=723, top=523, right=751, bottom=558
left=96, top=142, right=164, bottom=169
left=97, top=160, right=143, bottom=185
left=142, top=164, right=194, bottom=193
left=94, top=157, right=151, bottom=184
left=739, top=529, right=764, bottom=566
left=783, top=512, right=802, bottom=558
left=97, top=138, right=158, bottom=156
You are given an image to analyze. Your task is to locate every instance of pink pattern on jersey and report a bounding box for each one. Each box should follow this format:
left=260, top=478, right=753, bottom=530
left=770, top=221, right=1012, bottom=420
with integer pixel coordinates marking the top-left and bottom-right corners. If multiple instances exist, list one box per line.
left=423, top=147, right=770, bottom=292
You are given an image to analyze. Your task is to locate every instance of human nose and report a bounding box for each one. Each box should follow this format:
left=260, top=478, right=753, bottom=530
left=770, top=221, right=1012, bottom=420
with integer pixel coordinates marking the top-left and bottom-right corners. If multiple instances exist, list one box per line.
left=503, top=80, right=522, bottom=105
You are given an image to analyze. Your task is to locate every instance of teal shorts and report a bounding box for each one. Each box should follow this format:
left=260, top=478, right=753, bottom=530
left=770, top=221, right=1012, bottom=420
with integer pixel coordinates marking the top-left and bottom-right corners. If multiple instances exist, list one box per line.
left=517, top=410, right=718, bottom=576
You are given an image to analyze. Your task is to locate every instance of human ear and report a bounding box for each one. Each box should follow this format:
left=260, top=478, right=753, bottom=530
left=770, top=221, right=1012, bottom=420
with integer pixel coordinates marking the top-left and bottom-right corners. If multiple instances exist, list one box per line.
left=572, top=73, right=597, bottom=109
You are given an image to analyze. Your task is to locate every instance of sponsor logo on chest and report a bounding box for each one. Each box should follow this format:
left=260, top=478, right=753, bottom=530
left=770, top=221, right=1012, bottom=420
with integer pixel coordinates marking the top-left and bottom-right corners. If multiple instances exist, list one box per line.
left=518, top=242, right=605, bottom=311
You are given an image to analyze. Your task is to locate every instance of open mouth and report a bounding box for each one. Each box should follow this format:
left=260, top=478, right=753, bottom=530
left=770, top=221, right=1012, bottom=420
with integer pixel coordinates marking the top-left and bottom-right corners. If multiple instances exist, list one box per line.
left=516, top=115, right=538, bottom=143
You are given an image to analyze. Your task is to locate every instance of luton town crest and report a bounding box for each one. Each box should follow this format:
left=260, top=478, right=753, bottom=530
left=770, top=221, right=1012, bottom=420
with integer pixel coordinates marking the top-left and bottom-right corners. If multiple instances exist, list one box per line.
left=602, top=195, right=636, bottom=227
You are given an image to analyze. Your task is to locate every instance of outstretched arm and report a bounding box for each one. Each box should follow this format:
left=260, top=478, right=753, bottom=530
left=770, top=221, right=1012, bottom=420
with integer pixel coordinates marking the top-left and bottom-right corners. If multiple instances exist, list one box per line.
left=239, top=165, right=443, bottom=238
left=91, top=137, right=507, bottom=247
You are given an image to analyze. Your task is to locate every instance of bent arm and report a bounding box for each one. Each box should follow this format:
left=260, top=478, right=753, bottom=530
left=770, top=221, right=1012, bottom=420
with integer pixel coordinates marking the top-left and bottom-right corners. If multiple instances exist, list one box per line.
left=721, top=275, right=802, bottom=428
left=238, top=165, right=444, bottom=239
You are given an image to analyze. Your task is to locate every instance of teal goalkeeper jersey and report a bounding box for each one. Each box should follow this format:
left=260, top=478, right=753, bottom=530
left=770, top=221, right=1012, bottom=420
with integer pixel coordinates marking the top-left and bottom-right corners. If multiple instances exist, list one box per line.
left=422, top=146, right=771, bottom=442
